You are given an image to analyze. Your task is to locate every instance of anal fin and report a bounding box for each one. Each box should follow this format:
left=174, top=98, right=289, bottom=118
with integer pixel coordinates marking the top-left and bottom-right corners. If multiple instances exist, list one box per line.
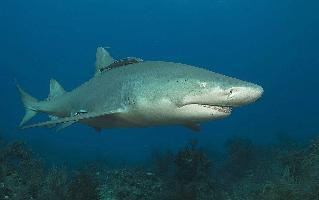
left=183, top=123, right=201, bottom=132
left=93, top=127, right=102, bottom=133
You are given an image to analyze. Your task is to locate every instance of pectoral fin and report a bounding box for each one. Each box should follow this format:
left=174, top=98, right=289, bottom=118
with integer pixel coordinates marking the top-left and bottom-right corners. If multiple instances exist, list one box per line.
left=20, top=109, right=125, bottom=130
left=56, top=121, right=77, bottom=132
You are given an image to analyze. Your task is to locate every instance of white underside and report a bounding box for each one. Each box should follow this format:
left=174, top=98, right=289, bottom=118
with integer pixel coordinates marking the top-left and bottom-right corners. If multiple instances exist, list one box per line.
left=82, top=98, right=231, bottom=129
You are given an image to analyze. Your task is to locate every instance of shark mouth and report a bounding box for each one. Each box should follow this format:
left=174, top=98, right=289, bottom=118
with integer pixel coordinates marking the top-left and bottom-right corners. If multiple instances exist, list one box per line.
left=200, top=105, right=232, bottom=114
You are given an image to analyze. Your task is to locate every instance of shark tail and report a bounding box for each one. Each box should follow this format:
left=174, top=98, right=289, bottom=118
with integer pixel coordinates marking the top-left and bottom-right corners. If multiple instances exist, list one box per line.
left=16, top=84, right=39, bottom=127
left=16, top=79, right=66, bottom=127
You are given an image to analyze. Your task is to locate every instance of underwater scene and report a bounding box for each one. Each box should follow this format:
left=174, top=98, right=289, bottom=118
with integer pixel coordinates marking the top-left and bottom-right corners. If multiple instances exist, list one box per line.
left=1, top=0, right=319, bottom=199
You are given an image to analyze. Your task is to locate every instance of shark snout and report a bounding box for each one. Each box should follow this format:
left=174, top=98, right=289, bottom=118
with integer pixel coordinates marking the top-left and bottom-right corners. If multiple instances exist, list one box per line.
left=248, top=85, right=263, bottom=103
left=232, top=84, right=263, bottom=107
left=181, top=84, right=264, bottom=108
left=254, top=85, right=264, bottom=99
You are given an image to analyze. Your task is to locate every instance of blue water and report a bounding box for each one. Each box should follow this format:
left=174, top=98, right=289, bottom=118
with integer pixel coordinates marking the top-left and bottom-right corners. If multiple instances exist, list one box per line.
left=1, top=0, right=318, bottom=165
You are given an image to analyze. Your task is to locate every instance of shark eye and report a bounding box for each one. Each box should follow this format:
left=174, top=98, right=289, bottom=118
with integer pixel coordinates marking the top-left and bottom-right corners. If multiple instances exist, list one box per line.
left=229, top=88, right=239, bottom=95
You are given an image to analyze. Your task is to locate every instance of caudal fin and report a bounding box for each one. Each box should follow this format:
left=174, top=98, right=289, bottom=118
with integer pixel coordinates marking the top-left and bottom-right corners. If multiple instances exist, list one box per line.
left=16, top=84, right=38, bottom=127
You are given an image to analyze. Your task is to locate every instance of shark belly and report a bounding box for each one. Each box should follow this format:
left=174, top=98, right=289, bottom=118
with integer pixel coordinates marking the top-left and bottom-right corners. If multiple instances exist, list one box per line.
left=99, top=98, right=230, bottom=129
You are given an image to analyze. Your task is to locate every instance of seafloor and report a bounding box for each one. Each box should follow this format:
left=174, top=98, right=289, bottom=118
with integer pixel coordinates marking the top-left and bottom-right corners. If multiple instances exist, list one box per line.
left=1, top=131, right=319, bottom=200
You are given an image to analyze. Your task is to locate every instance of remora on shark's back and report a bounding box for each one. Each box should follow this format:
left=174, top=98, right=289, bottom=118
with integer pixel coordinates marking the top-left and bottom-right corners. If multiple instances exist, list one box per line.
left=17, top=47, right=263, bottom=132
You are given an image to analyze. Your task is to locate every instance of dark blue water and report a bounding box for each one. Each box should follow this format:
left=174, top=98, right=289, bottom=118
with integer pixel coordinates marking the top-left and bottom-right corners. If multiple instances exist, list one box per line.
left=1, top=0, right=318, bottom=165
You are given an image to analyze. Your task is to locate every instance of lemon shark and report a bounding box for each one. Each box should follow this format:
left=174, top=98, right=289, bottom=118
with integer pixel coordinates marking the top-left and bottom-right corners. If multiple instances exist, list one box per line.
left=17, top=47, right=263, bottom=132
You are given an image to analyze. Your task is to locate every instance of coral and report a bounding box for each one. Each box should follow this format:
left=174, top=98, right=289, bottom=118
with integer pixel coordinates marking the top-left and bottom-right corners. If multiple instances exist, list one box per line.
left=302, top=137, right=319, bottom=179
left=221, top=137, right=256, bottom=183
left=0, top=139, right=103, bottom=200
left=274, top=132, right=301, bottom=151
left=37, top=166, right=69, bottom=200
left=174, top=139, right=212, bottom=183
left=99, top=168, right=164, bottom=200
left=166, top=140, right=224, bottom=200
left=1, top=133, right=319, bottom=200
left=66, top=170, right=99, bottom=200
left=151, top=150, right=174, bottom=178
left=99, top=140, right=224, bottom=200
left=0, top=142, right=44, bottom=200
left=279, top=150, right=305, bottom=182
left=227, top=136, right=319, bottom=200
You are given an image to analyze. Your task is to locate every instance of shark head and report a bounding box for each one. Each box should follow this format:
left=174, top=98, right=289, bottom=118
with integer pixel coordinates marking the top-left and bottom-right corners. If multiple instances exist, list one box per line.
left=176, top=75, right=263, bottom=120
left=180, top=75, right=264, bottom=107
left=131, top=62, right=264, bottom=124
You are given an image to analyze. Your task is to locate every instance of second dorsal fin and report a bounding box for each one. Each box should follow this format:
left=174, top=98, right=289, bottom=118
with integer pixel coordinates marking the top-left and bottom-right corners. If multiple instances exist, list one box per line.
left=95, top=47, right=114, bottom=75
left=48, top=79, right=65, bottom=100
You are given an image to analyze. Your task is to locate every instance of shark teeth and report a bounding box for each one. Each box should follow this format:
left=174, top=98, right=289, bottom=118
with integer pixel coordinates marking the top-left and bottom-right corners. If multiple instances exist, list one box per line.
left=201, top=105, right=232, bottom=113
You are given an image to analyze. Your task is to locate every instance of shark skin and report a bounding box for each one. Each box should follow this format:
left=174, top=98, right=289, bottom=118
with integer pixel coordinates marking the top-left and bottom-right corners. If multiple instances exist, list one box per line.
left=17, top=47, right=263, bottom=132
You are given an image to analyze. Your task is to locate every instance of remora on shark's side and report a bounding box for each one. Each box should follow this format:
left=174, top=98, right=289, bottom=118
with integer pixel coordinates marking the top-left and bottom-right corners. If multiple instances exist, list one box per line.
left=17, top=47, right=263, bottom=132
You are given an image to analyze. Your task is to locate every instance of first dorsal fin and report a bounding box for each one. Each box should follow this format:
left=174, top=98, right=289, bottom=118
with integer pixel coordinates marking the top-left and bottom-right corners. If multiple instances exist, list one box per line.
left=48, top=79, right=65, bottom=100
left=95, top=47, right=114, bottom=75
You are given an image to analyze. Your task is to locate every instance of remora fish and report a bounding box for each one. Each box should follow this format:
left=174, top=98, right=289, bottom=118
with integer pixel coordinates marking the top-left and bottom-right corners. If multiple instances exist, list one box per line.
left=17, top=47, right=263, bottom=132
